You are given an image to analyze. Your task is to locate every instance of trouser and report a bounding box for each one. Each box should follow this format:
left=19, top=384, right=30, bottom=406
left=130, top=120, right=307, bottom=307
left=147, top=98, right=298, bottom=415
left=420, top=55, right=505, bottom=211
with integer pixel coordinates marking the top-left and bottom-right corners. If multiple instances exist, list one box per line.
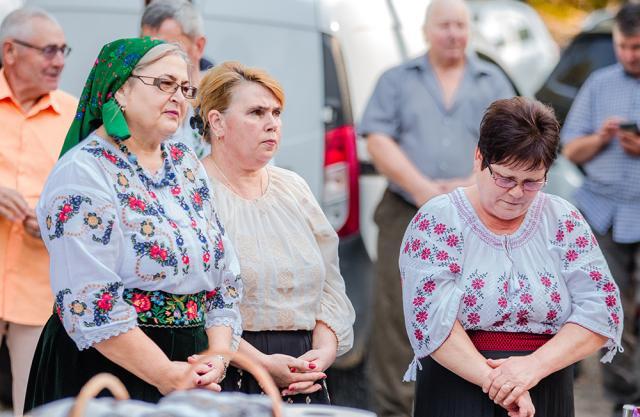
left=0, top=320, right=43, bottom=417
left=592, top=230, right=640, bottom=406
left=369, top=189, right=418, bottom=417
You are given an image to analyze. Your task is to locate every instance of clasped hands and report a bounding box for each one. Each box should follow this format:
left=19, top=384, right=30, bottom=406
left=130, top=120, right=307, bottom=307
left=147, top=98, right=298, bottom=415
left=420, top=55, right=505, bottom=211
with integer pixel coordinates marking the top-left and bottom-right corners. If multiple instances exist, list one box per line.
left=263, top=348, right=333, bottom=397
left=0, top=186, right=40, bottom=238
left=482, top=355, right=543, bottom=417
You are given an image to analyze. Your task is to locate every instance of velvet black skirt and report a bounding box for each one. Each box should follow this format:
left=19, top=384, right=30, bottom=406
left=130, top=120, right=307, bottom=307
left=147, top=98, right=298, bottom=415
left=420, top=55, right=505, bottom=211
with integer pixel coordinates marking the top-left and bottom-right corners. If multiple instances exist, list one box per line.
left=23, top=313, right=208, bottom=413
left=221, top=330, right=331, bottom=404
left=414, top=350, right=574, bottom=417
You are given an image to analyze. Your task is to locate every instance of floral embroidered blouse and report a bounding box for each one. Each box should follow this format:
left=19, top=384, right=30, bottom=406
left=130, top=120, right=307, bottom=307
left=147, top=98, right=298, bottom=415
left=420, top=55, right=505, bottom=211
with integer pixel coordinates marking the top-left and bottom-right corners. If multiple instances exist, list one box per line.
left=400, top=188, right=623, bottom=380
left=37, top=133, right=242, bottom=350
left=209, top=166, right=355, bottom=356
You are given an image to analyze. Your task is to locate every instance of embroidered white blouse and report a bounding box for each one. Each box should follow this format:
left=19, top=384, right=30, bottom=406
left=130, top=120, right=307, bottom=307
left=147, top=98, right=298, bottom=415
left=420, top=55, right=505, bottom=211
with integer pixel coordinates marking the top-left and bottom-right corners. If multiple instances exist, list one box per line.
left=37, top=133, right=242, bottom=350
left=209, top=166, right=355, bottom=356
left=400, top=188, right=623, bottom=380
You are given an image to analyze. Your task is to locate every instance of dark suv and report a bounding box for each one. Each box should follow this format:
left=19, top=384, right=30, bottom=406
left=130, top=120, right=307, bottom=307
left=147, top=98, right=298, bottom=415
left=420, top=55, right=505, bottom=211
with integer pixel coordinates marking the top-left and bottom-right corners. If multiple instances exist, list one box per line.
left=535, top=14, right=616, bottom=123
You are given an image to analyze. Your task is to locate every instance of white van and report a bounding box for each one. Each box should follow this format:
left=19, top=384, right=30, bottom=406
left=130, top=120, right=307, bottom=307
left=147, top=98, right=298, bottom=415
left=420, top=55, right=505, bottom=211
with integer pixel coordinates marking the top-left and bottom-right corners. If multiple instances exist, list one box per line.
left=19, top=0, right=574, bottom=410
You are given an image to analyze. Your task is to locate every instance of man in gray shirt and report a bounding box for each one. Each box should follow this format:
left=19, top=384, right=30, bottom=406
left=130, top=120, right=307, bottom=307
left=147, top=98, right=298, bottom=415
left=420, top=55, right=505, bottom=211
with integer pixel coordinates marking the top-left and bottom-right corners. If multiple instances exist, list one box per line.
left=359, top=1, right=513, bottom=415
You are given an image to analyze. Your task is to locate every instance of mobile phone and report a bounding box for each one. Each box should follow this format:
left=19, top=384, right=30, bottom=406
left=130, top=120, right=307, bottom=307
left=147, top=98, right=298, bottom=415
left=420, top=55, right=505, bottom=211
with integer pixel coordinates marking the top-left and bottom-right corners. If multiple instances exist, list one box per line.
left=619, top=121, right=640, bottom=135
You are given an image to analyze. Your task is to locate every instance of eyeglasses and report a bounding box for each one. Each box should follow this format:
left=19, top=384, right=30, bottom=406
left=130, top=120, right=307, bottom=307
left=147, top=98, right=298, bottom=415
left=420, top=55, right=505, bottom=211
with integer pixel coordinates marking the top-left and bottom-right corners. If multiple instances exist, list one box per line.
left=12, top=39, right=71, bottom=59
left=130, top=75, right=197, bottom=99
left=487, top=165, right=547, bottom=192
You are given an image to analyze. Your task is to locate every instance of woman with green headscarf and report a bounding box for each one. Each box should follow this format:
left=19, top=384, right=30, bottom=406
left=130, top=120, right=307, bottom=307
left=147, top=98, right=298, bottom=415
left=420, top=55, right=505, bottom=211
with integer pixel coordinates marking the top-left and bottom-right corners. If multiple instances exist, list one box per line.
left=23, top=38, right=243, bottom=411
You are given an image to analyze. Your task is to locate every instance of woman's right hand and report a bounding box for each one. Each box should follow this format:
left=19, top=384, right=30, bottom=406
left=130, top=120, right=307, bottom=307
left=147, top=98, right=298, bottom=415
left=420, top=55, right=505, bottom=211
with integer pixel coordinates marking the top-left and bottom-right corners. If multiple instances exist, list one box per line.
left=503, top=390, right=535, bottom=417
left=157, top=360, right=222, bottom=395
left=261, top=353, right=326, bottom=389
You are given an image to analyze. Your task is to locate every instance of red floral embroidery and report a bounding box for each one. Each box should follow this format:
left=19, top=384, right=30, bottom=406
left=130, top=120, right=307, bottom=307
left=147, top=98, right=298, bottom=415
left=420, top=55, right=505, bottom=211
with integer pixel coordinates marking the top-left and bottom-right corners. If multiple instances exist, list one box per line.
left=415, top=218, right=429, bottom=232
left=603, top=282, right=616, bottom=293
left=420, top=248, right=431, bottom=260
left=102, top=149, right=117, bottom=164
left=446, top=234, right=459, bottom=247
left=203, top=252, right=211, bottom=263
left=520, top=293, right=533, bottom=304
left=575, top=236, right=589, bottom=248
left=498, top=297, right=508, bottom=308
left=449, top=263, right=461, bottom=274
left=540, top=276, right=552, bottom=287
left=605, top=295, right=617, bottom=307
left=58, top=204, right=73, bottom=222
left=185, top=300, right=199, bottom=320
left=97, top=292, right=113, bottom=311
left=403, top=241, right=410, bottom=254
left=590, top=271, right=603, bottom=281
left=171, top=185, right=181, bottom=196
left=436, top=250, right=449, bottom=261
left=411, top=239, right=421, bottom=252
left=434, top=223, right=446, bottom=235
left=565, top=250, right=579, bottom=262
left=551, top=292, right=561, bottom=303
left=516, top=310, right=529, bottom=326
left=467, top=312, right=481, bottom=325
left=128, top=196, right=146, bottom=211
left=611, top=313, right=620, bottom=325
left=414, top=329, right=424, bottom=341
left=565, top=220, right=575, bottom=233
left=422, top=280, right=436, bottom=294
left=131, top=293, right=151, bottom=313
left=463, top=294, right=477, bottom=307
left=150, top=244, right=168, bottom=261
left=182, top=255, right=190, bottom=265
left=416, top=311, right=428, bottom=323
left=546, top=310, right=557, bottom=321
left=556, top=230, right=564, bottom=242
left=472, top=278, right=485, bottom=290
left=413, top=296, right=425, bottom=306
left=170, top=145, right=184, bottom=161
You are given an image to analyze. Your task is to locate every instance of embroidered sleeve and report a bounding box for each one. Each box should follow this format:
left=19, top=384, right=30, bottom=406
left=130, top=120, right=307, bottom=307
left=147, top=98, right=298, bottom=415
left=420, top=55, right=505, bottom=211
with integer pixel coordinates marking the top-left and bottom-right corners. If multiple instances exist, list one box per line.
left=38, top=188, right=137, bottom=350
left=549, top=205, right=623, bottom=362
left=294, top=175, right=355, bottom=357
left=399, top=202, right=464, bottom=380
left=204, top=216, right=243, bottom=351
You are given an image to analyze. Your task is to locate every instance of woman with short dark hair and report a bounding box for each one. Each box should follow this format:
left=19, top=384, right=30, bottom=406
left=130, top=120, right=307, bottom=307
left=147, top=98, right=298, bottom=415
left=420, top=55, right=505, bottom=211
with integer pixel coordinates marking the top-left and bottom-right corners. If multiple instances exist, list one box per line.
left=400, top=97, right=622, bottom=417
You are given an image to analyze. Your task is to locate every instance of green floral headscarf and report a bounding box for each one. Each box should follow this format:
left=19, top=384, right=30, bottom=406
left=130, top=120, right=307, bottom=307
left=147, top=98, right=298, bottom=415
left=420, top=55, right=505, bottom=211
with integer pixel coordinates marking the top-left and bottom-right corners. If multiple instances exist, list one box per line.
left=59, top=37, right=164, bottom=157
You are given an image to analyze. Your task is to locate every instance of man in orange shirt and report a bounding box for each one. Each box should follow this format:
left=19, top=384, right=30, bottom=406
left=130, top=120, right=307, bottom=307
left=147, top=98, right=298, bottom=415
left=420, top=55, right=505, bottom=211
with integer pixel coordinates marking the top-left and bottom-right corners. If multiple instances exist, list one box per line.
left=0, top=7, right=77, bottom=416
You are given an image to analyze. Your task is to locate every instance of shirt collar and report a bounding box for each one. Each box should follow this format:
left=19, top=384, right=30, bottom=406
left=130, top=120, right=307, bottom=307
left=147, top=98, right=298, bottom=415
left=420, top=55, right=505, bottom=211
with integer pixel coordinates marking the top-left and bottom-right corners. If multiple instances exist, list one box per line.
left=0, top=68, right=61, bottom=115
left=408, top=52, right=492, bottom=78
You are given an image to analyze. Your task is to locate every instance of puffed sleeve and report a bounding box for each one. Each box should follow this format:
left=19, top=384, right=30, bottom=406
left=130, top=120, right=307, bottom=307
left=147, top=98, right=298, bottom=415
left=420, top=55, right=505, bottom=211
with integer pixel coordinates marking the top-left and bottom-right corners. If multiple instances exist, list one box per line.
left=295, top=175, right=355, bottom=356
left=37, top=165, right=137, bottom=350
left=548, top=199, right=623, bottom=362
left=399, top=195, right=465, bottom=381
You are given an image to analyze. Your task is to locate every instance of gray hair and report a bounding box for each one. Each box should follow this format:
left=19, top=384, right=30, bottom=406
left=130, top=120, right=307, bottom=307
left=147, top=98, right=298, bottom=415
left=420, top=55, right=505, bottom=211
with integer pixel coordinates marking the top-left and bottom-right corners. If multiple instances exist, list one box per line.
left=0, top=6, right=60, bottom=65
left=0, top=6, right=60, bottom=44
left=141, top=0, right=204, bottom=39
left=134, top=42, right=189, bottom=73
left=423, top=0, right=470, bottom=28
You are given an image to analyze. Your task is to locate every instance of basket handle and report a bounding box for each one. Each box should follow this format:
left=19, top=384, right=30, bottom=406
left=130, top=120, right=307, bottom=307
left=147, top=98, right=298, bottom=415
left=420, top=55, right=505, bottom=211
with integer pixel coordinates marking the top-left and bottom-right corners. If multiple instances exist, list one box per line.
left=195, top=350, right=284, bottom=417
left=68, top=373, right=130, bottom=417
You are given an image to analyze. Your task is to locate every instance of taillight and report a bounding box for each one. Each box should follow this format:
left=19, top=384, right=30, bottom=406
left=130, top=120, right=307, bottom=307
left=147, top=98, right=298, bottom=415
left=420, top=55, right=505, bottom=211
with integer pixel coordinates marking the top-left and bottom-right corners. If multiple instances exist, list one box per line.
left=323, top=125, right=359, bottom=237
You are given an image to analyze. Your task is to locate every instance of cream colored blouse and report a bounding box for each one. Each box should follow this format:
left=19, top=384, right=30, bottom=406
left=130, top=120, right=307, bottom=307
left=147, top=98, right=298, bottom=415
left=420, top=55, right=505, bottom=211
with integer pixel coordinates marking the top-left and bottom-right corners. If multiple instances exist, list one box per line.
left=209, top=166, right=355, bottom=356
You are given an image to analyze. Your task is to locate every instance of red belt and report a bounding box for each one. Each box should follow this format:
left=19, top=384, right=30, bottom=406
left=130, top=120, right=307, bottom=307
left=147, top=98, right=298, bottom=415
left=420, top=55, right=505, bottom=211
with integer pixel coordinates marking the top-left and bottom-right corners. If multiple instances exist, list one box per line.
left=468, top=330, right=552, bottom=351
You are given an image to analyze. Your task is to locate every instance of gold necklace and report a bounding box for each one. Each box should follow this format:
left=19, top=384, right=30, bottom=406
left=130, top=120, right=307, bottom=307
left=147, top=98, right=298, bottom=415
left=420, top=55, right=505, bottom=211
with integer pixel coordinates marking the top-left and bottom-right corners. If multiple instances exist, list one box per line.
left=210, top=158, right=267, bottom=200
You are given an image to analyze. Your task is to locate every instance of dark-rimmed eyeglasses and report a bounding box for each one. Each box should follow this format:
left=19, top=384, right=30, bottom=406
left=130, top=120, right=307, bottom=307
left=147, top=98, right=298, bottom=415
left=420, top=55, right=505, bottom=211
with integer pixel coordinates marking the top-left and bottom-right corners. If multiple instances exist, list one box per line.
left=130, top=75, right=197, bottom=99
left=12, top=39, right=71, bottom=59
left=487, top=165, right=547, bottom=192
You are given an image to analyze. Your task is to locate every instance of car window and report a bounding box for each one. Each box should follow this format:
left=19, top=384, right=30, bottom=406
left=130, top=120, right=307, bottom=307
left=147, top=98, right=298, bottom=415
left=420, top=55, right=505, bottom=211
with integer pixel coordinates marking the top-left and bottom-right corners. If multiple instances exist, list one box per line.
left=553, top=34, right=616, bottom=89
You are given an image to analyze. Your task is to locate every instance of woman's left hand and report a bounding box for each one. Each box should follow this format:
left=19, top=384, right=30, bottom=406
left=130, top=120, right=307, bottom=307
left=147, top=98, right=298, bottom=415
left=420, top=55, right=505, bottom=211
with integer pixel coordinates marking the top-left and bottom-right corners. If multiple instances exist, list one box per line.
left=187, top=354, right=227, bottom=384
left=482, top=355, right=544, bottom=406
left=280, top=348, right=336, bottom=396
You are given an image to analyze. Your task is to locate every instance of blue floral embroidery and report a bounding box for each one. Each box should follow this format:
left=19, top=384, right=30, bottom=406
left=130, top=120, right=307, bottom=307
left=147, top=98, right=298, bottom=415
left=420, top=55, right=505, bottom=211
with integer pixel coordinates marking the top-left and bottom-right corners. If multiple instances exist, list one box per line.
left=48, top=196, right=92, bottom=240
left=84, top=282, right=123, bottom=328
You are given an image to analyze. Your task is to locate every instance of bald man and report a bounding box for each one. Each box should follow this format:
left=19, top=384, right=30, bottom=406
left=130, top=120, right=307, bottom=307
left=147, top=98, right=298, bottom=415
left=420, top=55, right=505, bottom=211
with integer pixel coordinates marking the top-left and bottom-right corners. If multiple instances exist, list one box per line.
left=359, top=1, right=514, bottom=415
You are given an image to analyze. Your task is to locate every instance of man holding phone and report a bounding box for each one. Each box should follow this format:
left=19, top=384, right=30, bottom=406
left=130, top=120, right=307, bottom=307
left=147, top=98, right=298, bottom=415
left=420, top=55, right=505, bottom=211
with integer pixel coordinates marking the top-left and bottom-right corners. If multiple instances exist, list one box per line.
left=562, top=4, right=640, bottom=415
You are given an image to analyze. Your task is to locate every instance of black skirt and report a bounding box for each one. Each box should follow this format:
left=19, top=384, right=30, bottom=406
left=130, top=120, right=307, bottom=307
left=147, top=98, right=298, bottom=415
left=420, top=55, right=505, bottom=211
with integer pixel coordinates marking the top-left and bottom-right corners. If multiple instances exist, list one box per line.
left=221, top=330, right=331, bottom=404
left=24, top=313, right=208, bottom=413
left=414, top=350, right=574, bottom=417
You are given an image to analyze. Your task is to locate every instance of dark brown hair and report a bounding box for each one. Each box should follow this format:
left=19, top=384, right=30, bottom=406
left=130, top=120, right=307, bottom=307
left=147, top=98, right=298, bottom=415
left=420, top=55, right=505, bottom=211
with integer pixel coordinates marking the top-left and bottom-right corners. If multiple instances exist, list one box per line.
left=478, top=97, right=559, bottom=172
left=615, top=3, right=640, bottom=37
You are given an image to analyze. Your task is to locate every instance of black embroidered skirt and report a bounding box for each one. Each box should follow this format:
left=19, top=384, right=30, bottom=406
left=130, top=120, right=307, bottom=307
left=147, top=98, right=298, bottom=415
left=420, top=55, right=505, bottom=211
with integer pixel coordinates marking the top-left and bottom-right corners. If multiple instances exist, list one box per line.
left=413, top=349, right=574, bottom=417
left=221, top=330, right=331, bottom=404
left=24, top=289, right=208, bottom=413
